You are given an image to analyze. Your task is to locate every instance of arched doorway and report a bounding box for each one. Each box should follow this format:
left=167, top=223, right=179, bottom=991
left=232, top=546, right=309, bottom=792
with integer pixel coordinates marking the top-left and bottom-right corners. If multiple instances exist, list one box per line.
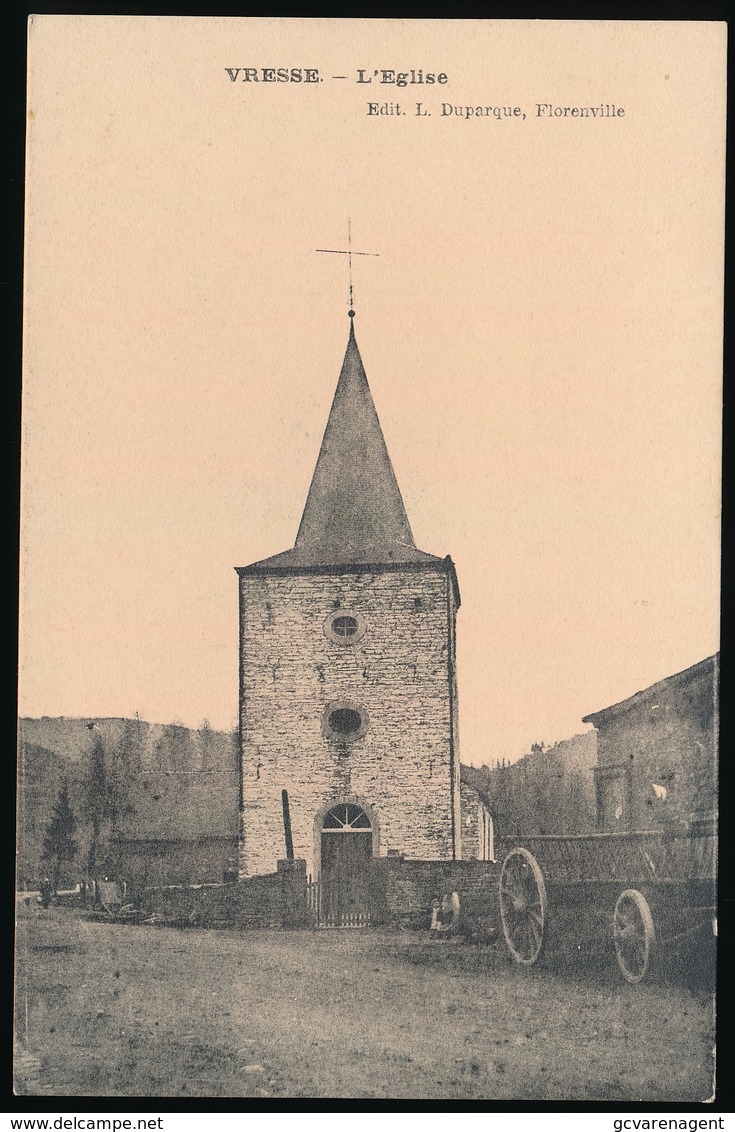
left=319, top=803, right=374, bottom=925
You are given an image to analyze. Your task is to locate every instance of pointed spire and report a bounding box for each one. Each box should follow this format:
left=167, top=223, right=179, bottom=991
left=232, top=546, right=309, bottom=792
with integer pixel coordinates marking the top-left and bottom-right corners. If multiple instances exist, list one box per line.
left=295, top=317, right=415, bottom=556
left=238, top=315, right=447, bottom=571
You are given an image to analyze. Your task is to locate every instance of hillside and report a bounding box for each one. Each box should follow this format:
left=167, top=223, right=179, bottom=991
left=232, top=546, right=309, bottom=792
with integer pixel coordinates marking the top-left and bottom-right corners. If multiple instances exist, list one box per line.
left=19, top=717, right=239, bottom=770
left=17, top=717, right=240, bottom=886
left=462, top=731, right=598, bottom=837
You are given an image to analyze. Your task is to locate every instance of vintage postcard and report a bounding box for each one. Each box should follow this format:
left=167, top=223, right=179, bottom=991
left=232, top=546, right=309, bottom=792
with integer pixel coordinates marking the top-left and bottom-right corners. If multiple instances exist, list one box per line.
left=17, top=17, right=724, bottom=1102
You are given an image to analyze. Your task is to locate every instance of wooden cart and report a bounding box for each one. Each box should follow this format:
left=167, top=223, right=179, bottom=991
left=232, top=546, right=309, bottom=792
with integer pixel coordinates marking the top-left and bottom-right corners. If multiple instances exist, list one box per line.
left=497, top=828, right=716, bottom=982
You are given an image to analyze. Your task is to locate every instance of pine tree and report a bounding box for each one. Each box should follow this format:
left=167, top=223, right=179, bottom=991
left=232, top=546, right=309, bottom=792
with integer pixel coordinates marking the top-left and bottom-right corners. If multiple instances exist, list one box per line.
left=83, top=726, right=128, bottom=879
left=85, top=732, right=107, bottom=878
left=200, top=718, right=213, bottom=772
left=42, top=782, right=78, bottom=890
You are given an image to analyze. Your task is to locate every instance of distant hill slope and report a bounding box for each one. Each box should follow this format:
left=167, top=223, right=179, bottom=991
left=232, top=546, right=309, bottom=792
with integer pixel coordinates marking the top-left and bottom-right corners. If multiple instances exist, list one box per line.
left=17, top=717, right=240, bottom=885
left=19, top=717, right=238, bottom=771
left=20, top=717, right=136, bottom=765
left=462, top=731, right=598, bottom=837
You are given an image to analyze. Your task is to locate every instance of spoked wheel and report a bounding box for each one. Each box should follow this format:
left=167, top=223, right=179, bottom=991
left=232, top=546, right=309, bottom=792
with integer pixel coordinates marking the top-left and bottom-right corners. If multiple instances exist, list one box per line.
left=499, top=847, right=548, bottom=965
left=614, top=889, right=655, bottom=983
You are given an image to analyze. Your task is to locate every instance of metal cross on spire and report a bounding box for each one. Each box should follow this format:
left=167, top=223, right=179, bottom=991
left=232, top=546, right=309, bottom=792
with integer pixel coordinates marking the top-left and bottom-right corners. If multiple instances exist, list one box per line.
left=316, top=219, right=379, bottom=317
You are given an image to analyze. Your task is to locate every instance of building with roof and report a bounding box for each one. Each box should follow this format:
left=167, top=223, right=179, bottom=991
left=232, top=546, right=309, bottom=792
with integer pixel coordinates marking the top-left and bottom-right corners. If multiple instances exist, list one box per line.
left=583, top=654, right=718, bottom=834
left=111, top=765, right=239, bottom=888
left=236, top=313, right=485, bottom=898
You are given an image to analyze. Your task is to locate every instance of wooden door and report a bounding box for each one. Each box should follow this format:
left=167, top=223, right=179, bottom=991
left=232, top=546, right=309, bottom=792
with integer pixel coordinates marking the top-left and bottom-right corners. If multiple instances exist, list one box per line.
left=320, top=803, right=375, bottom=925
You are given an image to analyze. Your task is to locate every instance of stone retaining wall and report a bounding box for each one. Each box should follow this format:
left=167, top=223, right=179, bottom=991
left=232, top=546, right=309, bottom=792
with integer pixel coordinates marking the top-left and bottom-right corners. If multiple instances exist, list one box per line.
left=141, top=856, right=501, bottom=932
left=369, top=857, right=501, bottom=930
left=143, top=859, right=307, bottom=929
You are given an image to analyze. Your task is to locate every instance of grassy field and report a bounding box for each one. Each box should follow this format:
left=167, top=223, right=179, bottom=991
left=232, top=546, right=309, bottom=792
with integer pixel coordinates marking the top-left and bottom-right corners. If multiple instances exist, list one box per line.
left=14, top=905, right=715, bottom=1101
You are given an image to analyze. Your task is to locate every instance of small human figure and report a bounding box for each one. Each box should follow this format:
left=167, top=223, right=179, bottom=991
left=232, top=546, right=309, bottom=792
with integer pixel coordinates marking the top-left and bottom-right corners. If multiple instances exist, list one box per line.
left=39, top=877, right=53, bottom=909
left=223, top=862, right=238, bottom=884
left=429, top=897, right=442, bottom=937
left=433, top=891, right=461, bottom=936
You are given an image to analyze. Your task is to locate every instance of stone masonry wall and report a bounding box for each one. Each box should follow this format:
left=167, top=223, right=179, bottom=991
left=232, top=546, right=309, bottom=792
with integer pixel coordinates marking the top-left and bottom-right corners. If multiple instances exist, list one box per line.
left=144, top=873, right=282, bottom=928
left=594, top=665, right=718, bottom=831
left=239, top=567, right=459, bottom=877
left=368, top=858, right=500, bottom=929
left=143, top=861, right=307, bottom=929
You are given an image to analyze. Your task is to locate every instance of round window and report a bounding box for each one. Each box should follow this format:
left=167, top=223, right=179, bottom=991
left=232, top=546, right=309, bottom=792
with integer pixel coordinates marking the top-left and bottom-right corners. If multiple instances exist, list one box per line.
left=322, top=700, right=370, bottom=741
left=332, top=615, right=358, bottom=638
left=323, top=610, right=367, bottom=646
left=328, top=707, right=362, bottom=734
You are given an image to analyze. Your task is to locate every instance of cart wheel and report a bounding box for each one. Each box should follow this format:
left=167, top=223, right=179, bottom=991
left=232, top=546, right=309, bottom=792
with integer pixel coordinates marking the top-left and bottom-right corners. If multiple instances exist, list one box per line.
left=499, top=847, right=548, bottom=965
left=614, top=889, right=655, bottom=983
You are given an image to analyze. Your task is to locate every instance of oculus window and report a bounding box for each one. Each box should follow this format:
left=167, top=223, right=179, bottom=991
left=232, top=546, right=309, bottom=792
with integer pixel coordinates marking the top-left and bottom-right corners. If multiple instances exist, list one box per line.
left=323, top=610, right=367, bottom=646
left=322, top=699, right=370, bottom=741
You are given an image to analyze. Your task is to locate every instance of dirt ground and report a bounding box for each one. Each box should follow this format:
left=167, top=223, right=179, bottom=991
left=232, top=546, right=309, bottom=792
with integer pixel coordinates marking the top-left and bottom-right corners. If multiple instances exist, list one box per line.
left=14, top=905, right=715, bottom=1102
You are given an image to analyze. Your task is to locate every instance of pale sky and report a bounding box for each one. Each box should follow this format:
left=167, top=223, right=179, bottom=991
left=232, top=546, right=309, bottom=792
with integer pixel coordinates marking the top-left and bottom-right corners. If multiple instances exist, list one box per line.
left=20, top=18, right=724, bottom=763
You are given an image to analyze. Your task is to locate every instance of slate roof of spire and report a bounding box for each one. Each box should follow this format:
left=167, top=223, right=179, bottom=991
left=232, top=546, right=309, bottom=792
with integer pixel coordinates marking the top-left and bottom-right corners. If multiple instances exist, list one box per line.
left=239, top=318, right=444, bottom=571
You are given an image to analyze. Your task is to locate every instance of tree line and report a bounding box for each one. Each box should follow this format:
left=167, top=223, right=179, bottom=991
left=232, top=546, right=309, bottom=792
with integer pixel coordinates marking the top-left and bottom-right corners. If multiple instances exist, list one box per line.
left=37, top=717, right=235, bottom=890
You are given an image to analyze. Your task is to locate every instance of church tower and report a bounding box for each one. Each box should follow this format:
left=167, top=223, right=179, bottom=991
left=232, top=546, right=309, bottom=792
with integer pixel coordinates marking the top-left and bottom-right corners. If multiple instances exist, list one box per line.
left=236, top=315, right=461, bottom=884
